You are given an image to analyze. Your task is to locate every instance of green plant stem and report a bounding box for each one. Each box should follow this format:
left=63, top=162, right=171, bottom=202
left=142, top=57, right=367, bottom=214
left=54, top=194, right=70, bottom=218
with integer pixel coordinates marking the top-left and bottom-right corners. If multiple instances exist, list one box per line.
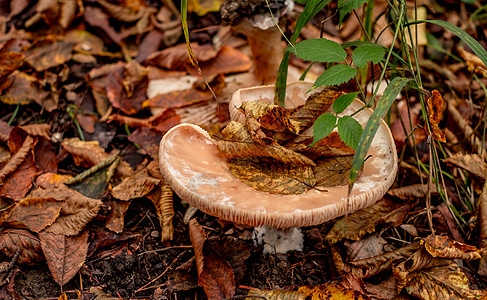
left=7, top=103, right=20, bottom=126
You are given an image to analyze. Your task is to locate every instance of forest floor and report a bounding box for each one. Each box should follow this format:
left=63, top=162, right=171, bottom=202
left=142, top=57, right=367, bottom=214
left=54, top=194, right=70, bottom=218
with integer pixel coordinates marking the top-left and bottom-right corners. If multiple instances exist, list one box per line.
left=0, top=0, right=487, bottom=299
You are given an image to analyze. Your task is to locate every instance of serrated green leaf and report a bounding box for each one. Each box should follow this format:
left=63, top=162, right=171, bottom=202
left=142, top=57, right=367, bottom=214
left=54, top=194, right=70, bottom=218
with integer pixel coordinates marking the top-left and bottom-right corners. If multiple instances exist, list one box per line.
left=314, top=64, right=357, bottom=87
left=338, top=0, right=368, bottom=25
left=333, top=92, right=359, bottom=114
left=276, top=0, right=332, bottom=106
left=311, top=113, right=337, bottom=146
left=352, top=44, right=386, bottom=68
left=349, top=77, right=411, bottom=189
left=289, top=39, right=346, bottom=63
left=337, top=116, right=362, bottom=149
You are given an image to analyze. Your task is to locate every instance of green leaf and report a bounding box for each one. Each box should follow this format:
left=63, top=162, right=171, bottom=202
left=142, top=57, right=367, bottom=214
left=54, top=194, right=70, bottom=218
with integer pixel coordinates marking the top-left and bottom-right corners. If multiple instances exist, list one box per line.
left=314, top=64, right=357, bottom=87
left=289, top=39, right=347, bottom=63
left=337, top=116, right=362, bottom=149
left=338, top=0, right=368, bottom=25
left=352, top=44, right=386, bottom=68
left=420, top=20, right=487, bottom=69
left=311, top=113, right=337, bottom=146
left=333, top=92, right=359, bottom=114
left=349, top=77, right=411, bottom=189
left=275, top=0, right=332, bottom=106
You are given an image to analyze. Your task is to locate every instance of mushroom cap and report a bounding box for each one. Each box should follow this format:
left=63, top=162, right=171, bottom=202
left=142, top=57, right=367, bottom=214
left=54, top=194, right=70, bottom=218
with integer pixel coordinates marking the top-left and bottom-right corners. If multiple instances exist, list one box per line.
left=159, top=82, right=398, bottom=228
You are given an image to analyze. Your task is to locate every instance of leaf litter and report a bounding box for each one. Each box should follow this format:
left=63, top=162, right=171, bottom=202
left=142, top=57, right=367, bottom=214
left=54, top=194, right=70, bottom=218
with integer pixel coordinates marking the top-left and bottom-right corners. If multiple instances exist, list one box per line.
left=0, top=0, right=486, bottom=299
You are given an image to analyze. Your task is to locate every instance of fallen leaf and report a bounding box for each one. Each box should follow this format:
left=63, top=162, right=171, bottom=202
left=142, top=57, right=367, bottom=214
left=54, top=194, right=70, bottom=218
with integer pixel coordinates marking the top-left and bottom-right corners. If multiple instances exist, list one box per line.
left=293, top=131, right=355, bottom=159
left=39, top=230, right=89, bottom=286
left=109, top=108, right=181, bottom=134
left=29, top=185, right=103, bottom=236
left=240, top=101, right=299, bottom=134
left=426, top=90, right=446, bottom=143
left=227, top=158, right=315, bottom=195
left=246, top=289, right=306, bottom=299
left=298, top=284, right=367, bottom=299
left=443, top=153, right=487, bottom=180
left=25, top=39, right=74, bottom=72
left=422, top=235, right=481, bottom=261
left=0, top=128, right=38, bottom=200
left=345, top=233, right=387, bottom=262
left=105, top=199, right=131, bottom=233
left=9, top=197, right=63, bottom=233
left=147, top=183, right=174, bottom=242
left=217, top=140, right=315, bottom=166
left=393, top=247, right=484, bottom=299
left=0, top=229, right=44, bottom=265
left=112, top=169, right=161, bottom=201
left=106, top=65, right=148, bottom=115
left=290, top=86, right=342, bottom=132
left=189, top=219, right=235, bottom=300
left=0, top=52, right=24, bottom=79
left=145, top=43, right=218, bottom=70
left=387, top=183, right=438, bottom=200
left=62, top=138, right=133, bottom=177
left=478, top=181, right=487, bottom=276
left=326, top=198, right=410, bottom=244
left=0, top=135, right=34, bottom=184
left=192, top=45, right=252, bottom=78
left=143, top=88, right=213, bottom=110
left=313, top=155, right=356, bottom=187
left=83, top=6, right=123, bottom=45
left=187, top=0, right=224, bottom=16
left=0, top=72, right=49, bottom=105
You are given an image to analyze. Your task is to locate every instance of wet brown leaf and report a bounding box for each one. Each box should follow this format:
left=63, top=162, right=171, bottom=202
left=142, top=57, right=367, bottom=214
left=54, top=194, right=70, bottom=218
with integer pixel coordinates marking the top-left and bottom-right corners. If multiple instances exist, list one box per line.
left=0, top=135, right=34, bottom=184
left=246, top=289, right=306, bottom=299
left=221, top=121, right=253, bottom=142
left=345, top=233, right=387, bottom=262
left=189, top=219, right=235, bottom=300
left=422, top=235, right=481, bottom=261
left=443, top=153, right=487, bottom=180
left=426, top=90, right=446, bottom=143
left=106, top=64, right=148, bottom=115
left=105, top=199, right=131, bottom=233
left=387, top=183, right=438, bottom=200
left=0, top=52, right=24, bottom=79
left=240, top=101, right=299, bottom=133
left=143, top=89, right=213, bottom=110
left=39, top=230, right=89, bottom=286
left=83, top=6, right=123, bottom=45
left=0, top=72, right=49, bottom=105
left=326, top=198, right=410, bottom=244
left=9, top=197, right=63, bottom=233
left=293, top=131, right=355, bottom=159
left=298, top=285, right=366, bottom=299
left=478, top=182, right=487, bottom=275
left=112, top=169, right=160, bottom=201
left=0, top=229, right=44, bottom=265
left=217, top=140, right=315, bottom=166
left=147, top=183, right=174, bottom=242
left=227, top=158, right=315, bottom=195
left=25, top=39, right=74, bottom=72
left=290, top=87, right=342, bottom=132
left=314, top=155, right=356, bottom=187
left=110, top=109, right=181, bottom=134
left=393, top=247, right=484, bottom=299
left=0, top=120, right=11, bottom=142
left=347, top=243, right=421, bottom=278
left=97, top=0, right=153, bottom=22
left=29, top=185, right=103, bottom=236
left=0, top=129, right=38, bottom=200
left=61, top=138, right=133, bottom=177
left=192, top=45, right=252, bottom=78
left=145, top=43, right=218, bottom=69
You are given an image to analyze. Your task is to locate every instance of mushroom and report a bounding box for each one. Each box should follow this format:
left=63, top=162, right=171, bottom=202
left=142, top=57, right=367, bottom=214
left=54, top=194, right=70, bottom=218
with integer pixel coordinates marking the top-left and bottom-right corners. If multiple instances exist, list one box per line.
left=159, top=82, right=398, bottom=253
left=220, top=0, right=294, bottom=84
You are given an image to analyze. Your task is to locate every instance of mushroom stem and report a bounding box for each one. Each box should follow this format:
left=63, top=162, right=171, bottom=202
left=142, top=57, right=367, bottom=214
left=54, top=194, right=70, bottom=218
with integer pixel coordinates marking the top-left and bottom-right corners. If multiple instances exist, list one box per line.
left=235, top=18, right=283, bottom=85
left=253, top=226, right=304, bottom=254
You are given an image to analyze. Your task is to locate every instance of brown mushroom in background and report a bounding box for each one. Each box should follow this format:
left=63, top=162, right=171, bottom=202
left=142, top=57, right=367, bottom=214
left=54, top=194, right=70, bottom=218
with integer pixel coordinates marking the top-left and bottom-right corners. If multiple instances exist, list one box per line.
left=220, top=0, right=294, bottom=84
left=159, top=82, right=398, bottom=253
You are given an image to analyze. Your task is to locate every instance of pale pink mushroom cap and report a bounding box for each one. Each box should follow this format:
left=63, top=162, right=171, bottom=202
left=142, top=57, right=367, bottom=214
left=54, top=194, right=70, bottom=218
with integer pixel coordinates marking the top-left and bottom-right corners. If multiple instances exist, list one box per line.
left=159, top=82, right=398, bottom=228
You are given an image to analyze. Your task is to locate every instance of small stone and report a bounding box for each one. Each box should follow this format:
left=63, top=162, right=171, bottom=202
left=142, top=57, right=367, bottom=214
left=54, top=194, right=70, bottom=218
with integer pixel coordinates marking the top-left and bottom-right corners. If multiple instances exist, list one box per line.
left=52, top=132, right=63, bottom=143
left=151, top=230, right=160, bottom=238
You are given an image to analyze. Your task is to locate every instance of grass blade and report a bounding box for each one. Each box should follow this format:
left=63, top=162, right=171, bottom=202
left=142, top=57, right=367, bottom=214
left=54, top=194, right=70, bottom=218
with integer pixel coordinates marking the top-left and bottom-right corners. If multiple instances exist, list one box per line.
left=416, top=20, right=487, bottom=68
left=348, top=77, right=411, bottom=191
